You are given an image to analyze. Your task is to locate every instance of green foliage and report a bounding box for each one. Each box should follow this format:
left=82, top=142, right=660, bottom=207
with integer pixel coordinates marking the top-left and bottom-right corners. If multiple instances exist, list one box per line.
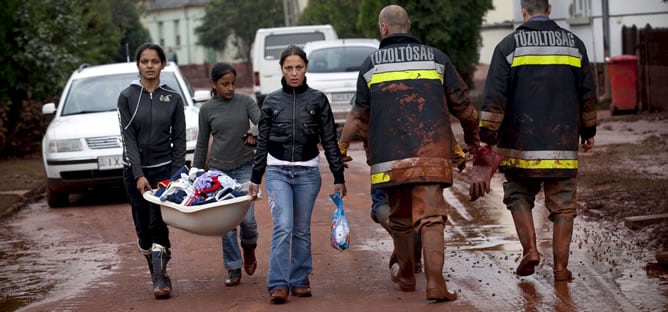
left=196, top=0, right=285, bottom=61
left=358, top=0, right=493, bottom=86
left=0, top=0, right=150, bottom=156
left=298, top=0, right=364, bottom=38
left=112, top=0, right=152, bottom=62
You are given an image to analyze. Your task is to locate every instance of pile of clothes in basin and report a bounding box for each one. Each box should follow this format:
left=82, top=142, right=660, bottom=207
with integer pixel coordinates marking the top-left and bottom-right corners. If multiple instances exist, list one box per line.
left=154, top=166, right=249, bottom=206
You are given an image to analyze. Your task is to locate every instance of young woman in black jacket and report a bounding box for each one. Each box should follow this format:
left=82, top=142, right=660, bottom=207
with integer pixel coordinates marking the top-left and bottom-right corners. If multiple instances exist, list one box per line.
left=118, top=43, right=186, bottom=300
left=248, top=45, right=346, bottom=304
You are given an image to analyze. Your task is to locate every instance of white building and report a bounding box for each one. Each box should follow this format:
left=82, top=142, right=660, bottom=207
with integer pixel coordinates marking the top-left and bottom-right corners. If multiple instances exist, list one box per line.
left=140, top=0, right=310, bottom=66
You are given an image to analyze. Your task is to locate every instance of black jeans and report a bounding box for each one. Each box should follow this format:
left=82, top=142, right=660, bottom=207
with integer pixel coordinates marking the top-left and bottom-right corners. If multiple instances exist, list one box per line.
left=123, top=165, right=172, bottom=250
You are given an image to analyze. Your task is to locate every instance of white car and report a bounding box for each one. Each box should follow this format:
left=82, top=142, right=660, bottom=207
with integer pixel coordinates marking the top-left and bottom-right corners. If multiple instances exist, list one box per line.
left=41, top=62, right=201, bottom=207
left=304, top=38, right=379, bottom=125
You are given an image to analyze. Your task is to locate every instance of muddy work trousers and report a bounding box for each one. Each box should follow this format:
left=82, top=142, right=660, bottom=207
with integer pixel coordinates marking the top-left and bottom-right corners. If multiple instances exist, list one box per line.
left=502, top=176, right=577, bottom=221
left=384, top=184, right=449, bottom=233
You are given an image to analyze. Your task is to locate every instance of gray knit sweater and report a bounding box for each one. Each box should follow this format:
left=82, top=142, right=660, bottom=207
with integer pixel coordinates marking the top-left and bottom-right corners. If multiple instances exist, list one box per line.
left=193, top=93, right=261, bottom=171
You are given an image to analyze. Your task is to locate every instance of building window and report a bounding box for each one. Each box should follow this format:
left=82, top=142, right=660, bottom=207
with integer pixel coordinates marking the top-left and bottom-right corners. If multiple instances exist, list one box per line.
left=568, top=0, right=591, bottom=25
left=174, top=20, right=180, bottom=47
left=570, top=0, right=590, bottom=17
left=158, top=21, right=164, bottom=47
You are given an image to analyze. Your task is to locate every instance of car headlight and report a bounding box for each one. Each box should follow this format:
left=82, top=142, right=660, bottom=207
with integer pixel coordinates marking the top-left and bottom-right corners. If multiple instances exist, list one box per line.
left=186, top=127, right=198, bottom=142
left=47, top=139, right=83, bottom=153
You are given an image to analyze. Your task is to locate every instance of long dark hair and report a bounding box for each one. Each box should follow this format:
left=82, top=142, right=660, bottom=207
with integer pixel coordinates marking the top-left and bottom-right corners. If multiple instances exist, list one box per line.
left=135, top=42, right=167, bottom=66
left=279, top=45, right=309, bottom=67
left=209, top=62, right=237, bottom=96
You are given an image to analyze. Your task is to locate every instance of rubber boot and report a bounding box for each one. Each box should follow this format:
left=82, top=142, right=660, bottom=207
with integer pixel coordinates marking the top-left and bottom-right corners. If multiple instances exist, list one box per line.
left=389, top=217, right=416, bottom=292
left=553, top=216, right=574, bottom=281
left=151, top=243, right=172, bottom=299
left=511, top=208, right=541, bottom=276
left=421, top=223, right=457, bottom=302
left=375, top=203, right=422, bottom=273
left=241, top=242, right=257, bottom=276
left=137, top=241, right=154, bottom=279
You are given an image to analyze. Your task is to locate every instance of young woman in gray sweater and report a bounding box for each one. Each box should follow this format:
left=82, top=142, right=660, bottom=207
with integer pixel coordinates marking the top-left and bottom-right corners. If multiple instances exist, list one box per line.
left=192, top=63, right=261, bottom=286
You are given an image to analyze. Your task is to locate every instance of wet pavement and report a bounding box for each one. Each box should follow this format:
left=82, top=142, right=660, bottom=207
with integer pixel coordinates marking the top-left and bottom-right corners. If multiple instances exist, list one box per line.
left=0, top=142, right=666, bottom=311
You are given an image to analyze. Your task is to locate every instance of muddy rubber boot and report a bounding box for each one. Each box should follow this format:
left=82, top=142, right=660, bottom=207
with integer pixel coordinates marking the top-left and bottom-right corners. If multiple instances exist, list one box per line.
left=151, top=244, right=172, bottom=299
left=553, top=216, right=574, bottom=282
left=421, top=223, right=457, bottom=302
left=241, top=242, right=257, bottom=276
left=511, top=208, right=540, bottom=276
left=389, top=217, right=416, bottom=292
left=137, top=242, right=154, bottom=279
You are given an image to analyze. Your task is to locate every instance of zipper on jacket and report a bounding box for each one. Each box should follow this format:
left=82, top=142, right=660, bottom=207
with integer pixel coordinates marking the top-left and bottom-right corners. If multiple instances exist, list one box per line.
left=291, top=89, right=296, bottom=162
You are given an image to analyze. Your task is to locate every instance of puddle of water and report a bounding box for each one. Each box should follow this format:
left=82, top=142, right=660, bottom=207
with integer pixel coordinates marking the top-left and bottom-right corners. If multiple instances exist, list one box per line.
left=0, top=202, right=121, bottom=311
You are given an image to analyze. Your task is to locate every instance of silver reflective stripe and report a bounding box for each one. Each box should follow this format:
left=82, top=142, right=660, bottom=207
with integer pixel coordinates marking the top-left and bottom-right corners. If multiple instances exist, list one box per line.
left=480, top=111, right=504, bottom=122
left=496, top=148, right=578, bottom=160
left=370, top=157, right=449, bottom=174
left=362, top=61, right=444, bottom=83
left=505, top=52, right=515, bottom=65
left=514, top=46, right=581, bottom=58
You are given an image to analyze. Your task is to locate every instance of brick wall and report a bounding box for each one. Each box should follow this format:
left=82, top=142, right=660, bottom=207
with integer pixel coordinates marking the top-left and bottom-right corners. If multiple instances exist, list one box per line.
left=179, top=62, right=253, bottom=90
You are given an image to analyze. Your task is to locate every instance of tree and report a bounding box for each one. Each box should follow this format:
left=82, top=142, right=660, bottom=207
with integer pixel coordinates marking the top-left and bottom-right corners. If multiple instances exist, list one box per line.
left=196, top=0, right=285, bottom=62
left=298, top=0, right=364, bottom=38
left=112, top=0, right=152, bottom=63
left=0, top=0, right=150, bottom=155
left=358, top=0, right=493, bottom=86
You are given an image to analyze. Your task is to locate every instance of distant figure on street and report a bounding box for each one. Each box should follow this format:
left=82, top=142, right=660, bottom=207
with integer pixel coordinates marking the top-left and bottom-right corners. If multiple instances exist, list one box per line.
left=167, top=47, right=178, bottom=64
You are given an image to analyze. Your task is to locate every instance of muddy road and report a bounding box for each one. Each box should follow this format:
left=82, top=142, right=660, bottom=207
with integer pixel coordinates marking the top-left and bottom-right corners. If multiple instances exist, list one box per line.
left=1, top=116, right=667, bottom=311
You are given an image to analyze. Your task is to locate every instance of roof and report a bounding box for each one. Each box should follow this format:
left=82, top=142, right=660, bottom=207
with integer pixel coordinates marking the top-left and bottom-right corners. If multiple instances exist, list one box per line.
left=73, top=62, right=179, bottom=79
left=143, top=0, right=209, bottom=12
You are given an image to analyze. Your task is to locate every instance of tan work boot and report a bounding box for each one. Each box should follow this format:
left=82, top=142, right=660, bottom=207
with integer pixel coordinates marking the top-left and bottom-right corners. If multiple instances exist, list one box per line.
left=421, top=223, right=457, bottom=302
left=553, top=216, right=574, bottom=281
left=511, top=208, right=541, bottom=276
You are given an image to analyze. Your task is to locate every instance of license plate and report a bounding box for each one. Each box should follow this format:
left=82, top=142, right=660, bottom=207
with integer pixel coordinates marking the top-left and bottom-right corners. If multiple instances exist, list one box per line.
left=98, top=155, right=123, bottom=170
left=331, top=92, right=354, bottom=103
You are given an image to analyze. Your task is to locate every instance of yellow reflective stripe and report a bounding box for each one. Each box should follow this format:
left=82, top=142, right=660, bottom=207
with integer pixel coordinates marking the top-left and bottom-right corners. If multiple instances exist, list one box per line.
left=480, top=120, right=501, bottom=131
left=511, top=55, right=581, bottom=68
left=501, top=158, right=578, bottom=169
left=368, top=70, right=443, bottom=87
left=370, top=172, right=390, bottom=184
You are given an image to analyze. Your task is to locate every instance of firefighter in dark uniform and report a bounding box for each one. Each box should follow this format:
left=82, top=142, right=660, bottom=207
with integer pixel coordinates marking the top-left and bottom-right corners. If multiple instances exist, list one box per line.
left=475, top=0, right=597, bottom=282
left=350, top=5, right=480, bottom=302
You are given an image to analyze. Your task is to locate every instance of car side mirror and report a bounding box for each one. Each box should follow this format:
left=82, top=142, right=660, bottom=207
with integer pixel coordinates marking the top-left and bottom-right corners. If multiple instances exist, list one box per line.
left=42, top=103, right=56, bottom=115
left=193, top=89, right=211, bottom=104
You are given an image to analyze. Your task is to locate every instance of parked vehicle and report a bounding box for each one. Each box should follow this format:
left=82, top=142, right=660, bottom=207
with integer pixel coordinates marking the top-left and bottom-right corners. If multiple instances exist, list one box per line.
left=303, top=38, right=380, bottom=125
left=252, top=24, right=338, bottom=106
left=41, top=62, right=202, bottom=207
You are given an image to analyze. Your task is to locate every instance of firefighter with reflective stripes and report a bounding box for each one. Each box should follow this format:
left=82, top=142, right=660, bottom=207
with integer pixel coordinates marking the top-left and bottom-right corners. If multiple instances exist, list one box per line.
left=477, top=0, right=597, bottom=282
left=350, top=5, right=480, bottom=302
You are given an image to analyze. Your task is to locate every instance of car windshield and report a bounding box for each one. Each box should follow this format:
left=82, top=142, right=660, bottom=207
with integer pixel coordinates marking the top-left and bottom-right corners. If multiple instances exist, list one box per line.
left=61, top=72, right=182, bottom=116
left=264, top=32, right=326, bottom=60
left=307, top=46, right=377, bottom=73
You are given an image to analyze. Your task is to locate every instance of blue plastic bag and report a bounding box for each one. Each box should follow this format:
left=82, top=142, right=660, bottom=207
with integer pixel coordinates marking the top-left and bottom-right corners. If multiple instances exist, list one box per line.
left=329, top=192, right=350, bottom=252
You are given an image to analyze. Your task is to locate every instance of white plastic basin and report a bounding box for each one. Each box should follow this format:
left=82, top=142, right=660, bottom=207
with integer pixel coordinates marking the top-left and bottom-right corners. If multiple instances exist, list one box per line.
left=143, top=190, right=252, bottom=236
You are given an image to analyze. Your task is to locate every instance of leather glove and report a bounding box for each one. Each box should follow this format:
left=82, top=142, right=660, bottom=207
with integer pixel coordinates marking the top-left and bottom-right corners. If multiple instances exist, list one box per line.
left=451, top=143, right=466, bottom=172
left=338, top=142, right=353, bottom=162
left=469, top=145, right=504, bottom=202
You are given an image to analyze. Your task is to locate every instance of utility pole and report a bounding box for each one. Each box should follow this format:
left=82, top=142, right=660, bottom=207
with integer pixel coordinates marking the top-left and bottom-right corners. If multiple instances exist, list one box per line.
left=601, top=0, right=611, bottom=102
left=282, top=0, right=298, bottom=26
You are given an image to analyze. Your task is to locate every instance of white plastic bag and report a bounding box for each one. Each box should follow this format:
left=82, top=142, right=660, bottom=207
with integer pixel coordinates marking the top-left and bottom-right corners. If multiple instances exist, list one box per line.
left=329, top=192, right=350, bottom=252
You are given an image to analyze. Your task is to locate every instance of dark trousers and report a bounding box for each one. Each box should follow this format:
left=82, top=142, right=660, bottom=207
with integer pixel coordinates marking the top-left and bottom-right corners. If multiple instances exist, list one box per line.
left=123, top=165, right=171, bottom=250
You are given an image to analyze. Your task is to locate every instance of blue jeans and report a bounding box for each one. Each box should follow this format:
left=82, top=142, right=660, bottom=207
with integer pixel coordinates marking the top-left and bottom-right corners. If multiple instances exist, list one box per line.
left=265, top=165, right=321, bottom=292
left=212, top=163, right=258, bottom=271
